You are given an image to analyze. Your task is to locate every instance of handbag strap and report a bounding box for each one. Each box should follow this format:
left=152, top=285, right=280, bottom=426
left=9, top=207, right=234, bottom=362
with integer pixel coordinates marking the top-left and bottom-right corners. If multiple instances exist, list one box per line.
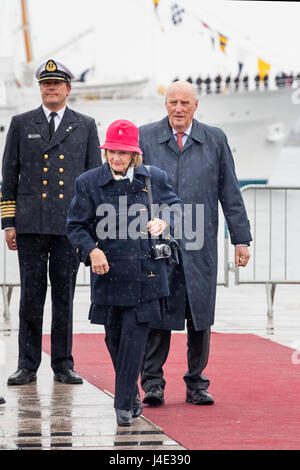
left=144, top=165, right=154, bottom=219
left=144, top=165, right=180, bottom=262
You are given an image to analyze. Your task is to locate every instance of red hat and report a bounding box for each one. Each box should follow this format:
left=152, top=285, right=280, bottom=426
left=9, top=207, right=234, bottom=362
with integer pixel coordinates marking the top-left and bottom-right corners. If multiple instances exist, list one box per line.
left=100, top=120, right=142, bottom=154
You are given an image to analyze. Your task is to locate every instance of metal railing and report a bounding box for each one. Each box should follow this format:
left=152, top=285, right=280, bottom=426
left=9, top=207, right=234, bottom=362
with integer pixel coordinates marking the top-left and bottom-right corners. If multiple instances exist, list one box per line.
left=0, top=207, right=229, bottom=320
left=235, top=185, right=300, bottom=318
left=2, top=187, right=300, bottom=322
left=0, top=240, right=92, bottom=320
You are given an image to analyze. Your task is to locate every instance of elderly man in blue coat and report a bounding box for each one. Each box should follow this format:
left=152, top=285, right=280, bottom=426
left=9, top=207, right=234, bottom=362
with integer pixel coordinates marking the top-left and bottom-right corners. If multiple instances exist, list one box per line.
left=140, top=80, right=252, bottom=406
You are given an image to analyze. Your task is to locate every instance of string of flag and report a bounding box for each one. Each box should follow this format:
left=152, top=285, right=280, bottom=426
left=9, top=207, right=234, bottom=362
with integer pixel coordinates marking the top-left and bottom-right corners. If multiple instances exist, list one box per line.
left=152, top=1, right=271, bottom=77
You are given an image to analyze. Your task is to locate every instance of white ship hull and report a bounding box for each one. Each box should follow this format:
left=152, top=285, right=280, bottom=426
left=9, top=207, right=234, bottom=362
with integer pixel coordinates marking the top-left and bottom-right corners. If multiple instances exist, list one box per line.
left=0, top=87, right=299, bottom=181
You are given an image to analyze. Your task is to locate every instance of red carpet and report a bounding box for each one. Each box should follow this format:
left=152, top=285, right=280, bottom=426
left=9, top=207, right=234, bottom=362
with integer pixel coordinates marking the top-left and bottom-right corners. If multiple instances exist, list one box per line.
left=42, top=332, right=300, bottom=450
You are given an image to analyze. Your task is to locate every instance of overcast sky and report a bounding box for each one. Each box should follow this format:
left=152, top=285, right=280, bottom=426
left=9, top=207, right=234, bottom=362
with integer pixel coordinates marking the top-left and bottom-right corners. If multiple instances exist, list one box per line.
left=1, top=0, right=300, bottom=85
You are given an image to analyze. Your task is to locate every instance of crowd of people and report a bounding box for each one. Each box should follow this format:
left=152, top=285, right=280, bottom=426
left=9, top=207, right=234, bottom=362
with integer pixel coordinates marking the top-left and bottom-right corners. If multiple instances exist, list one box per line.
left=172, top=72, right=300, bottom=94
left=0, top=59, right=251, bottom=426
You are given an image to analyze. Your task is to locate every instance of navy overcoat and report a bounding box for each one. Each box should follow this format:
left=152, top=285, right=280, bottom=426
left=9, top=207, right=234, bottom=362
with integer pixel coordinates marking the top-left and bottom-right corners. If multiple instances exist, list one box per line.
left=139, top=116, right=252, bottom=331
left=66, top=162, right=183, bottom=321
left=1, top=105, right=100, bottom=234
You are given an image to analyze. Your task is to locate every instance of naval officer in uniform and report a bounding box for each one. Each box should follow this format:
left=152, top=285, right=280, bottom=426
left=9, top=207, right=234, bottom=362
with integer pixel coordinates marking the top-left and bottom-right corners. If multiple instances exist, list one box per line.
left=1, top=59, right=101, bottom=385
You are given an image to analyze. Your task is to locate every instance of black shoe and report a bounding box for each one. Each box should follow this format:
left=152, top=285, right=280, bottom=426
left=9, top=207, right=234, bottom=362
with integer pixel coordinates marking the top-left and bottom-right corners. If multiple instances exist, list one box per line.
left=186, top=388, right=214, bottom=405
left=142, top=385, right=164, bottom=407
left=116, top=409, right=133, bottom=426
left=0, top=396, right=5, bottom=405
left=54, top=369, right=83, bottom=384
left=132, top=393, right=143, bottom=418
left=7, top=369, right=37, bottom=386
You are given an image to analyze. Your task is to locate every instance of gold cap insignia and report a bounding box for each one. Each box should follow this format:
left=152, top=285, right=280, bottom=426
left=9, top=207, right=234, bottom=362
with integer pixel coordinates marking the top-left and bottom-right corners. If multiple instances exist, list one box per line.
left=45, top=60, right=57, bottom=72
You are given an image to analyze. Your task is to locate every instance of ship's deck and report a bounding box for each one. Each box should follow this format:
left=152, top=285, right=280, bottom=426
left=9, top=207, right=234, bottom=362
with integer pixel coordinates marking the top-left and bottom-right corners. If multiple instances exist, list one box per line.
left=1, top=283, right=299, bottom=451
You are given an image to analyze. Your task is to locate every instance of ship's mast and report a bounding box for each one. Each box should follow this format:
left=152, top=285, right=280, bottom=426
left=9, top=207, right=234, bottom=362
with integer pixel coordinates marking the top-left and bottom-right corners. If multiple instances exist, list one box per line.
left=20, top=0, right=32, bottom=63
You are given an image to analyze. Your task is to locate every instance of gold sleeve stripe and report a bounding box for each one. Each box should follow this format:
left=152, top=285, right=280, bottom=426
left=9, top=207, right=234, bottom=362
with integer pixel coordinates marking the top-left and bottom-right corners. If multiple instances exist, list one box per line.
left=1, top=207, right=16, bottom=215
left=1, top=206, right=16, bottom=210
left=1, top=208, right=16, bottom=213
left=1, top=210, right=16, bottom=215
left=0, top=200, right=16, bottom=205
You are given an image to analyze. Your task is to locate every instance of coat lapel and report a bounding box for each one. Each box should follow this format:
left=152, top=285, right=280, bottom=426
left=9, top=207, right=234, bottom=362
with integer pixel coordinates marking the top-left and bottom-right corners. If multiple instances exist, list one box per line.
left=156, top=116, right=181, bottom=155
left=45, top=107, right=79, bottom=151
left=31, top=106, right=51, bottom=143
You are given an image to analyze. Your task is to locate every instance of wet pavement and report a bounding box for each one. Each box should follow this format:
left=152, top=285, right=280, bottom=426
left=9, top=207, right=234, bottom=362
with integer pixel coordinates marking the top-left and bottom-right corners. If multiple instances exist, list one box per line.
left=0, top=333, right=184, bottom=451
left=1, top=283, right=300, bottom=451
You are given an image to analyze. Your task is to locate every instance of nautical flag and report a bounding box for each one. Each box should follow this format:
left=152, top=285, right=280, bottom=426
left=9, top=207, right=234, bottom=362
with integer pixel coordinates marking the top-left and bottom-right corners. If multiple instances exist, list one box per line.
left=258, top=58, right=271, bottom=80
left=199, top=19, right=215, bottom=48
left=238, top=62, right=243, bottom=76
left=153, top=0, right=160, bottom=8
left=171, top=3, right=185, bottom=25
left=218, top=33, right=228, bottom=53
left=201, top=21, right=210, bottom=29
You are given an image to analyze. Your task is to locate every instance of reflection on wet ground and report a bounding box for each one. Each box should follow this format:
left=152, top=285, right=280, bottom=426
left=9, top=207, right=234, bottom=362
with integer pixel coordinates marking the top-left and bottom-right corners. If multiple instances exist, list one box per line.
left=1, top=283, right=300, bottom=450
left=0, top=336, right=184, bottom=451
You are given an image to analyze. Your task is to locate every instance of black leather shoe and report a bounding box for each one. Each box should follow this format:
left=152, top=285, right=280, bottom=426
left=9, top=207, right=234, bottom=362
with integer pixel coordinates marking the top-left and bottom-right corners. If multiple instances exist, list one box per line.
left=54, top=369, right=83, bottom=384
left=116, top=409, right=133, bottom=426
left=142, top=385, right=164, bottom=407
left=132, top=393, right=143, bottom=418
left=186, top=388, right=214, bottom=405
left=7, top=369, right=37, bottom=386
left=0, top=396, right=5, bottom=405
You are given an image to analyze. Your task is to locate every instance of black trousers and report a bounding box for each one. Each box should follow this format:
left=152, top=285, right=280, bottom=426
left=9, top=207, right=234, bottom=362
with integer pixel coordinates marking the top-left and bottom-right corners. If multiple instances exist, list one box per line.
left=16, top=234, right=79, bottom=373
left=141, top=298, right=210, bottom=392
left=104, top=307, right=150, bottom=410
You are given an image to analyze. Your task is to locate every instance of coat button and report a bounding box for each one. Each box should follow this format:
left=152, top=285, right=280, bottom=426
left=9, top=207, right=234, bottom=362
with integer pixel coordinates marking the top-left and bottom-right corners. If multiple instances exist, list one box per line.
left=59, top=194, right=64, bottom=199
left=76, top=248, right=79, bottom=253
left=43, top=180, right=48, bottom=185
left=59, top=155, right=64, bottom=160
left=59, top=181, right=64, bottom=186
left=44, top=154, right=49, bottom=159
left=42, top=193, right=47, bottom=198
left=43, top=168, right=48, bottom=172
left=59, top=168, right=64, bottom=173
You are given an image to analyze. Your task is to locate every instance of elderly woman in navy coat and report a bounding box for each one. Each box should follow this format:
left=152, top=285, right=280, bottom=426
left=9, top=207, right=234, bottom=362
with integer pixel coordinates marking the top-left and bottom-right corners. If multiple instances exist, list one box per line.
left=67, top=120, right=182, bottom=426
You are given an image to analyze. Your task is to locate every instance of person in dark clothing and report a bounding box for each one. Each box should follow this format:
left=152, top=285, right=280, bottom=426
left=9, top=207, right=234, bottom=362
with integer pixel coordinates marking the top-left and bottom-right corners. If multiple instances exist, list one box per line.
left=255, top=74, right=260, bottom=90
left=1, top=59, right=101, bottom=386
left=196, top=76, right=202, bottom=93
left=215, top=74, right=222, bottom=93
left=243, top=75, right=249, bottom=91
left=205, top=76, right=211, bottom=93
left=139, top=81, right=251, bottom=407
left=67, top=120, right=183, bottom=426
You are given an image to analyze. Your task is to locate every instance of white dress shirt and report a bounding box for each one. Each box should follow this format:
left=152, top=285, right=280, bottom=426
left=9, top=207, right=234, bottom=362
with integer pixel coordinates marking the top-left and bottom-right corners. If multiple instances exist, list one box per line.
left=42, top=104, right=66, bottom=131
left=172, top=122, right=192, bottom=148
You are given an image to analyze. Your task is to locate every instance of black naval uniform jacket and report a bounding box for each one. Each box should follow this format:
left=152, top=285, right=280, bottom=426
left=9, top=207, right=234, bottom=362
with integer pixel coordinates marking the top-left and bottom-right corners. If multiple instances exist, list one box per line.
left=66, top=162, right=183, bottom=321
left=0, top=105, right=101, bottom=234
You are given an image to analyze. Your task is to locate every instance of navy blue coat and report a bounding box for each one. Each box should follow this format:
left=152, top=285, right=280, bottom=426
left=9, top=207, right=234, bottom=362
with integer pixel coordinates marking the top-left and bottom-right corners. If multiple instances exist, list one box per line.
left=139, top=116, right=252, bottom=331
left=66, top=162, right=183, bottom=319
left=1, top=106, right=101, bottom=234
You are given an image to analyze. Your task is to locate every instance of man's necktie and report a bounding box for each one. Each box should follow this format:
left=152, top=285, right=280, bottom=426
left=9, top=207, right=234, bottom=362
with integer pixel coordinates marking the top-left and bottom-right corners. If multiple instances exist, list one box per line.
left=176, top=132, right=185, bottom=151
left=49, top=112, right=57, bottom=139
